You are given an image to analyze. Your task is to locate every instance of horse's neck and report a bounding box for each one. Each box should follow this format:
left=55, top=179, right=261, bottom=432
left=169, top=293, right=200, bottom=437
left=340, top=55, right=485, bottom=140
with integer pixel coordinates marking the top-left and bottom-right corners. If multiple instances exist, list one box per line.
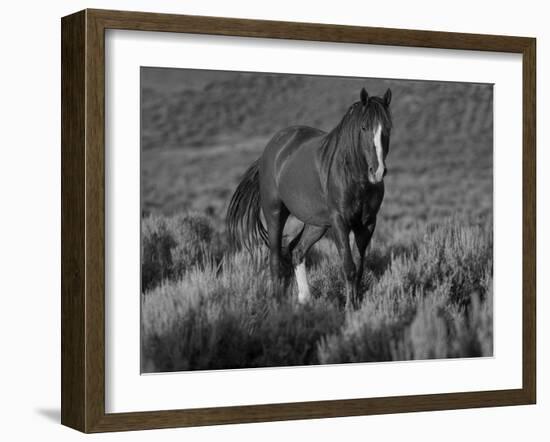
left=335, top=138, right=369, bottom=186
left=317, top=131, right=368, bottom=195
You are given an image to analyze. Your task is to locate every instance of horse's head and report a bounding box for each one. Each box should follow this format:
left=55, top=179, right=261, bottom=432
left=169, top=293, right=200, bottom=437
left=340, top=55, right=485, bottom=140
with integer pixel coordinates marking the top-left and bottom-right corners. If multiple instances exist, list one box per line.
left=358, top=88, right=392, bottom=184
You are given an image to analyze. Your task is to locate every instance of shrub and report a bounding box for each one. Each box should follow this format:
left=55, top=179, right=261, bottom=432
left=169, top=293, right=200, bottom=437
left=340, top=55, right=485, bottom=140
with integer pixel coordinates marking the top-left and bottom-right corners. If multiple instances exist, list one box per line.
left=317, top=221, right=493, bottom=364
left=141, top=216, right=176, bottom=293
left=141, top=249, right=344, bottom=371
left=141, top=217, right=493, bottom=371
left=141, top=213, right=221, bottom=291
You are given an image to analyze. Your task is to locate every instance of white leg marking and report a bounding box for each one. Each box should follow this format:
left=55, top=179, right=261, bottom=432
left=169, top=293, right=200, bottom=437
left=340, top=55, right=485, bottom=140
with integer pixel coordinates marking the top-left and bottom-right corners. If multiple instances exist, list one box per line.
left=295, top=261, right=311, bottom=304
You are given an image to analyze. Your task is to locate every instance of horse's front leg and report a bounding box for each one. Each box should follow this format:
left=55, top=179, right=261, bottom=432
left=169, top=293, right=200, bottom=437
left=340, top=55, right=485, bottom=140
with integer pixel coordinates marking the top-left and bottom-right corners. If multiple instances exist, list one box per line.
left=352, top=219, right=377, bottom=303
left=332, top=215, right=357, bottom=309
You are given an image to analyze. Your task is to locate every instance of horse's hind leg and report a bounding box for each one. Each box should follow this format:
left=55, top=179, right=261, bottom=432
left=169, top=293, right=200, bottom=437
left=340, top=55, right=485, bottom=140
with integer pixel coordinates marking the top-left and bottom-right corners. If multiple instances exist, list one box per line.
left=289, top=224, right=327, bottom=303
left=263, top=200, right=290, bottom=296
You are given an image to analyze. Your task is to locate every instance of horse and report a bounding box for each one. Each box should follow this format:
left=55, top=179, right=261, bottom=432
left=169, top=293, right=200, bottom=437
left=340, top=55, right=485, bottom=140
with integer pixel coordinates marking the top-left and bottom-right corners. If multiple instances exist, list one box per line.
left=226, top=88, right=392, bottom=309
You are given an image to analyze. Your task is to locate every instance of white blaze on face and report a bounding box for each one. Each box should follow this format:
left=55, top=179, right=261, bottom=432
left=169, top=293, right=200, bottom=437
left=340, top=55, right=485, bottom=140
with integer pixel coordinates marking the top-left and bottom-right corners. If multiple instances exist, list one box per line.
left=295, top=261, right=311, bottom=303
left=374, top=123, right=385, bottom=181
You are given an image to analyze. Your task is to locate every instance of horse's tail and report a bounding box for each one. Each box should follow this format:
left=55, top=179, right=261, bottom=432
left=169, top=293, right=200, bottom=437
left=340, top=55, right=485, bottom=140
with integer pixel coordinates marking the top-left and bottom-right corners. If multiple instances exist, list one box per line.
left=226, top=159, right=268, bottom=251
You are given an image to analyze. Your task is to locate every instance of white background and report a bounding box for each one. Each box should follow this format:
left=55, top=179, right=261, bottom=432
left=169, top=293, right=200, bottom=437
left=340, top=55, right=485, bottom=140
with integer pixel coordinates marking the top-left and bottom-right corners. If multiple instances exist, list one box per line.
left=0, top=0, right=547, bottom=440
left=106, top=31, right=523, bottom=412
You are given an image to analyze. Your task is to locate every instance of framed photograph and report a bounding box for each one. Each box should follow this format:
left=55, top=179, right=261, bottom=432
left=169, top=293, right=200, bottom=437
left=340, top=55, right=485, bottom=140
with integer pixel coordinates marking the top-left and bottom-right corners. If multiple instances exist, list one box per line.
left=61, top=9, right=536, bottom=433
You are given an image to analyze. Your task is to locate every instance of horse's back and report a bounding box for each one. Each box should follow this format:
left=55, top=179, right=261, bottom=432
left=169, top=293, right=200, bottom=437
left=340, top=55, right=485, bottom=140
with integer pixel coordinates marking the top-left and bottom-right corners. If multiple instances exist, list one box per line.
left=262, top=126, right=325, bottom=168
left=259, top=125, right=324, bottom=185
left=260, top=126, right=331, bottom=226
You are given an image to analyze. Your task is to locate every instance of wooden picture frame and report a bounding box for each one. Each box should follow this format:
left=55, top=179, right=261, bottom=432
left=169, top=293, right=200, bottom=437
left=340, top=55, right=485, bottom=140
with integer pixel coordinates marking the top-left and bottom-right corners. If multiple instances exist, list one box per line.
left=61, top=8, right=536, bottom=433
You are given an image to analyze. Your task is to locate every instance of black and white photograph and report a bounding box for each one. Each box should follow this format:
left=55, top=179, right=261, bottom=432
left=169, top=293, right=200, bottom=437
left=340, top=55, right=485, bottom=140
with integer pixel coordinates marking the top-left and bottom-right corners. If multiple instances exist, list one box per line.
left=140, top=67, right=493, bottom=373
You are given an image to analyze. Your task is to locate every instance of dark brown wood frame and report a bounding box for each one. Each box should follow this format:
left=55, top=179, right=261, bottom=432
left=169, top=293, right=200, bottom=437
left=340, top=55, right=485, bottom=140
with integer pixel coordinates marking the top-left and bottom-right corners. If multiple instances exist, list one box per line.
left=61, top=8, right=536, bottom=433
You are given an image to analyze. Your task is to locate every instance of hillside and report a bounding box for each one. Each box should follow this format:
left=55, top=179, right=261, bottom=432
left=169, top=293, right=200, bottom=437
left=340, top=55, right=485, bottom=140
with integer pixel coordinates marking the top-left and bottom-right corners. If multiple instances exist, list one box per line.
left=141, top=70, right=493, bottom=152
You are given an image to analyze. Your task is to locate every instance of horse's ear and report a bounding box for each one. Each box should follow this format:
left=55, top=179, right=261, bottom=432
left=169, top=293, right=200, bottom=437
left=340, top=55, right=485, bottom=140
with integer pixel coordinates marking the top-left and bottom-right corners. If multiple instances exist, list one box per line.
left=383, top=88, right=392, bottom=107
left=360, top=88, right=369, bottom=105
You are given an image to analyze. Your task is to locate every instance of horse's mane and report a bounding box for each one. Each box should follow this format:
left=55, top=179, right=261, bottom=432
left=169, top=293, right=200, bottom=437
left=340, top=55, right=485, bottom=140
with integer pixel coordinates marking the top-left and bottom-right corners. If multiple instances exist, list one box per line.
left=319, top=97, right=392, bottom=185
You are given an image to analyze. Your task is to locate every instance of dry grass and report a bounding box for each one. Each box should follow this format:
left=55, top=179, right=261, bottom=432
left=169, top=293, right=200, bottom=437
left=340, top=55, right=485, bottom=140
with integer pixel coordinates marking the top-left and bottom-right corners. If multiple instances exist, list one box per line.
left=141, top=217, right=492, bottom=372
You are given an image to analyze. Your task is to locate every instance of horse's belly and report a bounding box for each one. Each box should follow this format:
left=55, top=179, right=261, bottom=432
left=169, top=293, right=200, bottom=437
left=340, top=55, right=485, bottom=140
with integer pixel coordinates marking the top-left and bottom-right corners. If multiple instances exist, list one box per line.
left=281, top=190, right=329, bottom=226
left=277, top=151, right=330, bottom=226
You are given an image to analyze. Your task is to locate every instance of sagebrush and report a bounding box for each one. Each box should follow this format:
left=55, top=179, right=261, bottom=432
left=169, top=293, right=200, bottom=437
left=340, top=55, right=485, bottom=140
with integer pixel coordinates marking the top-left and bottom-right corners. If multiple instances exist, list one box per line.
left=141, top=215, right=492, bottom=372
